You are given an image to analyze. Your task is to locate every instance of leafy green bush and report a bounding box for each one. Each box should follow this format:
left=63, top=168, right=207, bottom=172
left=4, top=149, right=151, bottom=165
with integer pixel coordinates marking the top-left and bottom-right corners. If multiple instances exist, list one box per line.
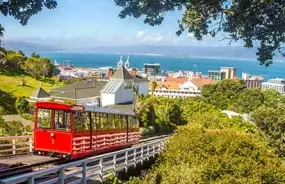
left=251, top=105, right=285, bottom=157
left=136, top=125, right=285, bottom=183
left=15, top=96, right=29, bottom=114
left=20, top=113, right=34, bottom=121
left=0, top=89, right=17, bottom=114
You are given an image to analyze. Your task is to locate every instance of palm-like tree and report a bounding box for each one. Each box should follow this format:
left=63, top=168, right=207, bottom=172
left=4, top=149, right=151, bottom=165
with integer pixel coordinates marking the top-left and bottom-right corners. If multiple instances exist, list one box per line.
left=151, top=81, right=158, bottom=96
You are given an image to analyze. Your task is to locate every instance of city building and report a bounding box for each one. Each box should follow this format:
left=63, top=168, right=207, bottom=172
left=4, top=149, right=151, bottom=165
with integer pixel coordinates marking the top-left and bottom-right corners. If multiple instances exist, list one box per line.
left=208, top=70, right=226, bottom=81
left=221, top=67, right=236, bottom=79
left=144, top=63, right=161, bottom=76
left=208, top=67, right=237, bottom=81
left=101, top=65, right=149, bottom=107
left=49, top=78, right=106, bottom=106
left=124, top=56, right=130, bottom=69
left=180, top=78, right=216, bottom=91
left=152, top=89, right=201, bottom=98
left=261, top=78, right=285, bottom=94
left=151, top=77, right=215, bottom=98
left=242, top=72, right=264, bottom=88
left=30, top=57, right=149, bottom=106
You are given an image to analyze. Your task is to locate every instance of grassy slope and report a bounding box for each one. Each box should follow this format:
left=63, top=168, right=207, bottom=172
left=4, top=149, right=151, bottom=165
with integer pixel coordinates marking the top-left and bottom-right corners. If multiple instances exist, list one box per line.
left=0, top=71, right=63, bottom=97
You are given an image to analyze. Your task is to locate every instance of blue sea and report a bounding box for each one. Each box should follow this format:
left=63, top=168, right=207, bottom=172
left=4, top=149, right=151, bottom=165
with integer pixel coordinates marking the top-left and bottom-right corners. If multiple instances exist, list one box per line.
left=40, top=52, right=285, bottom=81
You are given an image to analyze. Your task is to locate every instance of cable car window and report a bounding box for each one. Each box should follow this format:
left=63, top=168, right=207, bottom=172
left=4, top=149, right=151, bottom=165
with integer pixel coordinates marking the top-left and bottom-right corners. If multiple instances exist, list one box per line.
left=82, top=112, right=90, bottom=131
left=102, top=113, right=112, bottom=130
left=128, top=116, right=137, bottom=129
left=73, top=111, right=83, bottom=131
left=91, top=113, right=97, bottom=131
left=108, top=114, right=116, bottom=129
left=114, top=115, right=121, bottom=129
left=122, top=115, right=127, bottom=129
left=37, top=109, right=52, bottom=129
left=96, top=113, right=103, bottom=130
left=55, top=110, right=71, bottom=131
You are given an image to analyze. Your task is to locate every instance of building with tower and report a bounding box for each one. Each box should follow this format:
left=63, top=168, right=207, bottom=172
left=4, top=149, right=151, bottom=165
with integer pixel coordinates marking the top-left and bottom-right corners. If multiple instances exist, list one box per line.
left=101, top=65, right=149, bottom=107
left=117, top=56, right=123, bottom=68
left=124, top=56, right=130, bottom=69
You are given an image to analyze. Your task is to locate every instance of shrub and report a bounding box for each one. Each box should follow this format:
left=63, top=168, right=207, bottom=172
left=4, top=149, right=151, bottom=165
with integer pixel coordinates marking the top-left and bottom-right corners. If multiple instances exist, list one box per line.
left=15, top=96, right=29, bottom=114
left=139, top=126, right=285, bottom=184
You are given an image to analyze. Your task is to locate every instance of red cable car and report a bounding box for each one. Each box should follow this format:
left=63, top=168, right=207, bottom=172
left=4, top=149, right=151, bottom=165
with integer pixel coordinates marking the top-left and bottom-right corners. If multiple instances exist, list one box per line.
left=33, top=102, right=140, bottom=159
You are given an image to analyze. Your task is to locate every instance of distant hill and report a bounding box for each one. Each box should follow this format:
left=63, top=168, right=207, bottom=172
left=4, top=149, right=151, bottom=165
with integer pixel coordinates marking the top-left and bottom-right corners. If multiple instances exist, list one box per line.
left=1, top=40, right=61, bottom=53
left=1, top=40, right=259, bottom=59
left=73, top=45, right=258, bottom=59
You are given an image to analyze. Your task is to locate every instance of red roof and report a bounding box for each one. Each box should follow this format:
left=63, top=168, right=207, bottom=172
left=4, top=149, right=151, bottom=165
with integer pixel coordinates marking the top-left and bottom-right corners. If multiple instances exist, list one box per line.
left=190, top=78, right=216, bottom=88
left=166, top=77, right=188, bottom=84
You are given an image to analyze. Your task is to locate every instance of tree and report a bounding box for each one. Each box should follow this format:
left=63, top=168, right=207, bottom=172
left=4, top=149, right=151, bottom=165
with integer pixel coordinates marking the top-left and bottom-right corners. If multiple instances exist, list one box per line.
left=23, top=57, right=42, bottom=79
left=181, top=98, right=216, bottom=123
left=251, top=105, right=285, bottom=157
left=115, top=0, right=285, bottom=66
left=20, top=74, right=27, bottom=86
left=0, top=1, right=57, bottom=40
left=15, top=97, right=29, bottom=114
left=31, top=52, right=40, bottom=59
left=262, top=89, right=283, bottom=109
left=150, top=81, right=158, bottom=96
left=128, top=124, right=285, bottom=183
left=5, top=51, right=25, bottom=71
left=201, top=79, right=245, bottom=110
left=41, top=58, right=55, bottom=79
left=231, top=88, right=264, bottom=113
left=0, top=89, right=17, bottom=114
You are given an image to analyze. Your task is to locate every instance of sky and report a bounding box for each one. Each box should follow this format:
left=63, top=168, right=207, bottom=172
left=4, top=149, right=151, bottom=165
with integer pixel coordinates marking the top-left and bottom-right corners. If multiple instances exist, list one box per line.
left=0, top=0, right=244, bottom=48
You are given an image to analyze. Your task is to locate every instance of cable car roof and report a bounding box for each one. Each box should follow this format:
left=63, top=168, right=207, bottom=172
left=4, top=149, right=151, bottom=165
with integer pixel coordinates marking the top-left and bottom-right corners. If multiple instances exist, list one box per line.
left=84, top=105, right=135, bottom=116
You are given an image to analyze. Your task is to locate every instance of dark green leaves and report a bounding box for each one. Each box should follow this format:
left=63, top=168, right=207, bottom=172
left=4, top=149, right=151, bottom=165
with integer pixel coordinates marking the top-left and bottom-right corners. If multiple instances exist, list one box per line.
left=115, top=0, right=285, bottom=66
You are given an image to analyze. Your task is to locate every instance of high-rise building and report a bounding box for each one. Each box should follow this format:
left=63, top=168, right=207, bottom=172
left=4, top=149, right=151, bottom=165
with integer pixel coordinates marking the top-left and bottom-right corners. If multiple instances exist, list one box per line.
left=144, top=63, right=161, bottom=76
left=242, top=72, right=264, bottom=88
left=208, top=70, right=226, bottom=81
left=261, top=78, right=285, bottom=94
left=220, top=67, right=236, bottom=79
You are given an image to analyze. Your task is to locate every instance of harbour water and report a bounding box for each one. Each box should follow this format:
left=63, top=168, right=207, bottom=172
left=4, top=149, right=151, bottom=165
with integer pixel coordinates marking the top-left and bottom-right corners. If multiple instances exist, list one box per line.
left=40, top=52, right=285, bottom=81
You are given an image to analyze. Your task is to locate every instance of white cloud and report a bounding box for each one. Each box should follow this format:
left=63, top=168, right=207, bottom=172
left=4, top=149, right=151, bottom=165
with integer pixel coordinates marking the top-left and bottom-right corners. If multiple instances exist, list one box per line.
left=187, top=33, right=194, bottom=38
left=136, top=30, right=167, bottom=43
left=136, top=30, right=145, bottom=39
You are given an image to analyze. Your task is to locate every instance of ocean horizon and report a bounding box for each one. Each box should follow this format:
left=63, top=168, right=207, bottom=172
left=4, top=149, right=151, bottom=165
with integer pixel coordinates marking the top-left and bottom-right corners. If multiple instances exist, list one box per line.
left=40, top=52, right=285, bottom=81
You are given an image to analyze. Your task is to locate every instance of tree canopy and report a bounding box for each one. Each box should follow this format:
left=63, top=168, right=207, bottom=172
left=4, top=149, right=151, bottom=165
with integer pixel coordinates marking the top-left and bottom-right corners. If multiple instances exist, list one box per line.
left=115, top=0, right=285, bottom=66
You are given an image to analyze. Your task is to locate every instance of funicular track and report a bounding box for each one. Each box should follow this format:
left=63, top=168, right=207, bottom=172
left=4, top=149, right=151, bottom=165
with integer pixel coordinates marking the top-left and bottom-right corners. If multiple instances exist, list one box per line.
left=0, top=135, right=169, bottom=179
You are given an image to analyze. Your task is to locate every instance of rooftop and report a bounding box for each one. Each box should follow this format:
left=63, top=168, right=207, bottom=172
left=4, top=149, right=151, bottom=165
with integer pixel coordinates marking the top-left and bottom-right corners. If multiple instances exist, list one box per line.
left=165, top=77, right=188, bottom=84
left=31, top=87, right=50, bottom=99
left=111, top=66, right=133, bottom=80
left=266, top=78, right=285, bottom=85
left=190, top=78, right=216, bottom=88
left=50, top=79, right=106, bottom=100
left=51, top=78, right=103, bottom=92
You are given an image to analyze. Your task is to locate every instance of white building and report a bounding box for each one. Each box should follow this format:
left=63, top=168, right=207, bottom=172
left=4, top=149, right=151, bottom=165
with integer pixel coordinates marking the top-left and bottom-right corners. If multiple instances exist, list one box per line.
left=242, top=72, right=264, bottom=88
left=152, top=89, right=201, bottom=98
left=262, top=78, right=285, bottom=94
left=151, top=78, right=215, bottom=98
left=101, top=65, right=149, bottom=107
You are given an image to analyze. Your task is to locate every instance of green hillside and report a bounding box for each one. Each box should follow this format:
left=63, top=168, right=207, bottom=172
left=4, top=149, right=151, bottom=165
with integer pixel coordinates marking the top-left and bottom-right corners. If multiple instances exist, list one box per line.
left=0, top=71, right=63, bottom=97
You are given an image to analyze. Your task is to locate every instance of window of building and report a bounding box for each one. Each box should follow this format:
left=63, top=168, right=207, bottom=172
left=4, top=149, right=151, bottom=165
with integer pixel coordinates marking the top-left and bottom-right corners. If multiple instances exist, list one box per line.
left=55, top=110, right=71, bottom=131
left=37, top=109, right=52, bottom=129
left=124, top=81, right=133, bottom=89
